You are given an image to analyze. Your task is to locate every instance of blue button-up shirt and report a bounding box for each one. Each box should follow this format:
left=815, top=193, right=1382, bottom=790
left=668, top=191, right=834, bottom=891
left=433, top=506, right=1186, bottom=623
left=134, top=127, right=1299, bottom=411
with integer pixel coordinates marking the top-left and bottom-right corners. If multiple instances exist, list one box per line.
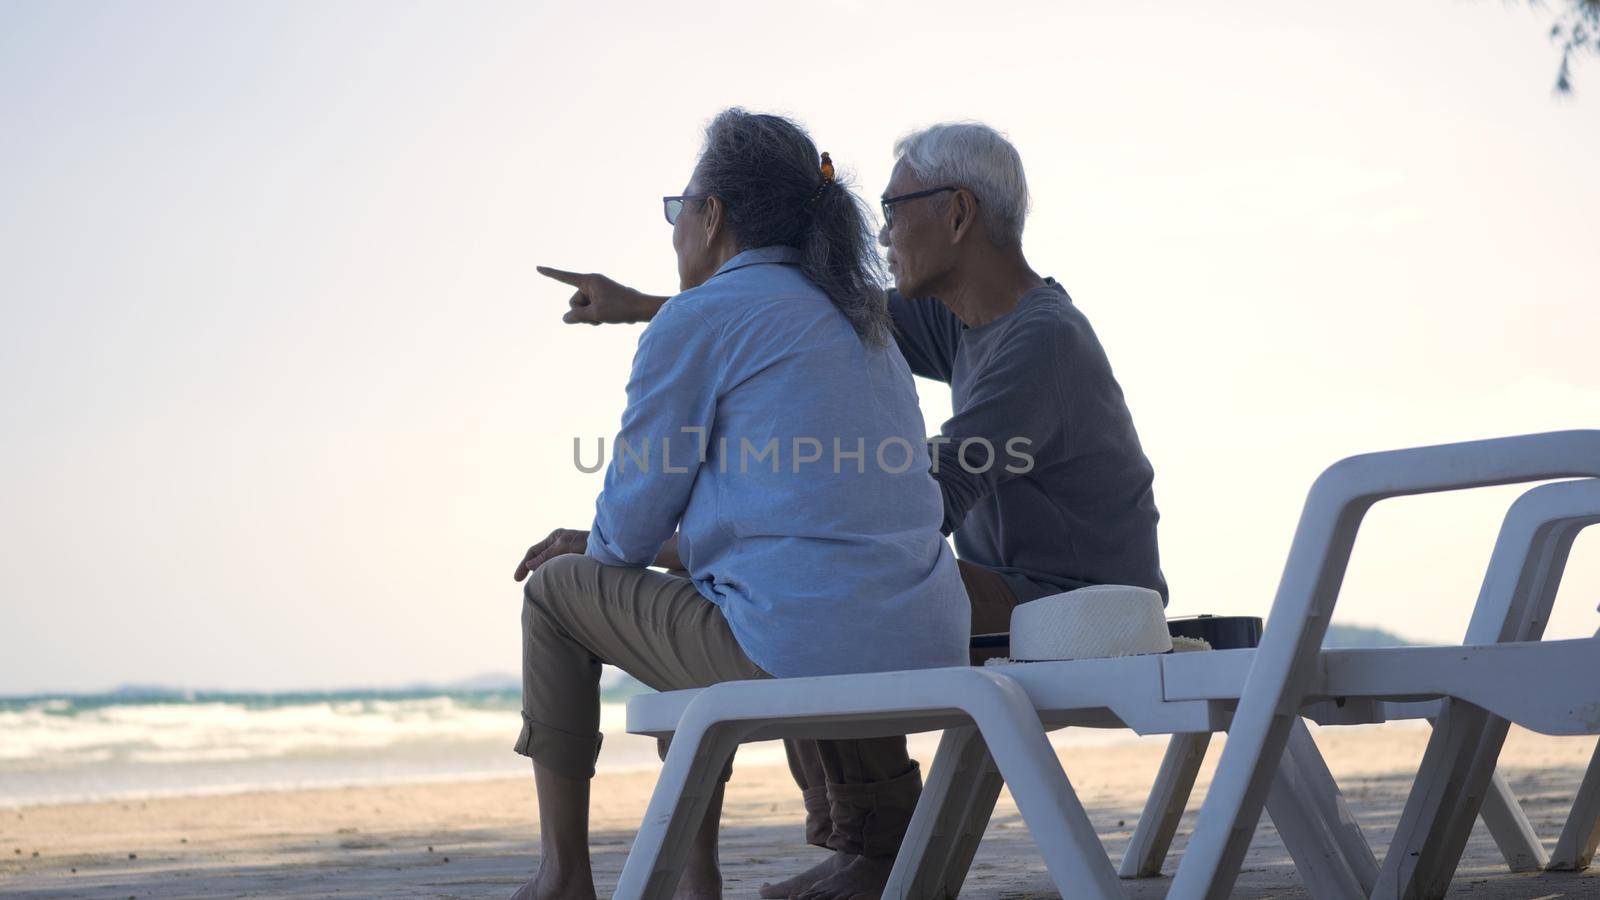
left=586, top=246, right=969, bottom=677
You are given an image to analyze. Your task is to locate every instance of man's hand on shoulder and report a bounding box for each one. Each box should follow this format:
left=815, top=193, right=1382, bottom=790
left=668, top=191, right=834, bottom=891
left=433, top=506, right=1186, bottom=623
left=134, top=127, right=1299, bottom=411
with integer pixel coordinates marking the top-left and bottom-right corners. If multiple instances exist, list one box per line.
left=536, top=266, right=667, bottom=325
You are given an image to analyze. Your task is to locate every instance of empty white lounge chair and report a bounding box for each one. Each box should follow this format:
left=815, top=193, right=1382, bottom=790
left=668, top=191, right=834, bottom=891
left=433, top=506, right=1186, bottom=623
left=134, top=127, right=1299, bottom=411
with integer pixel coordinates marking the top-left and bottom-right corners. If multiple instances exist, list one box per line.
left=1120, top=475, right=1600, bottom=889
left=1375, top=476, right=1600, bottom=896
left=1169, top=430, right=1600, bottom=899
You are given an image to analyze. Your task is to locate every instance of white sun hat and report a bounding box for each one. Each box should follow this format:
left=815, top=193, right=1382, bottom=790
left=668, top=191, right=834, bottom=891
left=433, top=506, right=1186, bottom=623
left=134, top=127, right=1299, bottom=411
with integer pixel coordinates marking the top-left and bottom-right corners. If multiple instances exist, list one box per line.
left=985, top=584, right=1206, bottom=665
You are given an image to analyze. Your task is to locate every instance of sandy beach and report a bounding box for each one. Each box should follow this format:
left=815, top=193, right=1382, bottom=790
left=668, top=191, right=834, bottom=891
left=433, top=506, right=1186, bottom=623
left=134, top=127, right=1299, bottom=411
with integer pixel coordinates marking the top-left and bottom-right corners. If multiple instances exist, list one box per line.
left=2, top=722, right=1597, bottom=898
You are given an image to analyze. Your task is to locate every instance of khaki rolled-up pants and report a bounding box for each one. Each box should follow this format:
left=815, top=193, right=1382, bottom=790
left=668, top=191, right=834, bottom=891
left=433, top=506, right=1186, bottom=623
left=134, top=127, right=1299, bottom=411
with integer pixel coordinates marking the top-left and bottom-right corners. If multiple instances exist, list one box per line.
left=515, top=553, right=769, bottom=780
left=782, top=560, right=1020, bottom=858
left=516, top=552, right=1018, bottom=860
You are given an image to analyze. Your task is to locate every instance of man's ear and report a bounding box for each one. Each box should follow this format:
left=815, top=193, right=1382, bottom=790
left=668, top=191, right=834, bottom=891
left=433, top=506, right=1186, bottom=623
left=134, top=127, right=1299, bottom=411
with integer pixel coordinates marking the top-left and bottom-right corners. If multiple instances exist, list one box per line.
left=702, top=195, right=724, bottom=248
left=947, top=189, right=979, bottom=244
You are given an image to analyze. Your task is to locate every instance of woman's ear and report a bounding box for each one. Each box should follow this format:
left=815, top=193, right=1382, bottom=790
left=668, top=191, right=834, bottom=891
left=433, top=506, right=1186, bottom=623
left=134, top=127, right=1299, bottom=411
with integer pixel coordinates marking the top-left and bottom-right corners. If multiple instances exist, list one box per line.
left=702, top=195, right=724, bottom=248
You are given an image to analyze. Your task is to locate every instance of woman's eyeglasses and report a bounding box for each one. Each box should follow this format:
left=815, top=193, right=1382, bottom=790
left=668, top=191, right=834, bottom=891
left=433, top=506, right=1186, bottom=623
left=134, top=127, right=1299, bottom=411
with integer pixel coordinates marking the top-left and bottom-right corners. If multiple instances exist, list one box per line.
left=880, top=186, right=960, bottom=230
left=663, top=194, right=708, bottom=225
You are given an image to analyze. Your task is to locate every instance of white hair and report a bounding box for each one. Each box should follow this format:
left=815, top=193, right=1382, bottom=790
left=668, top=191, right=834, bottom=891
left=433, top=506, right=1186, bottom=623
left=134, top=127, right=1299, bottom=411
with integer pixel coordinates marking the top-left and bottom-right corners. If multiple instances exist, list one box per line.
left=892, top=121, right=1030, bottom=247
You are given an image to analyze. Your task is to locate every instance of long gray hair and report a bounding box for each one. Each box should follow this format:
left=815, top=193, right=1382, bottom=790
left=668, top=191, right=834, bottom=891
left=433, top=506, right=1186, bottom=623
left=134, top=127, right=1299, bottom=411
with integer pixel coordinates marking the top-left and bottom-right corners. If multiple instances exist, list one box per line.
left=692, top=109, right=891, bottom=346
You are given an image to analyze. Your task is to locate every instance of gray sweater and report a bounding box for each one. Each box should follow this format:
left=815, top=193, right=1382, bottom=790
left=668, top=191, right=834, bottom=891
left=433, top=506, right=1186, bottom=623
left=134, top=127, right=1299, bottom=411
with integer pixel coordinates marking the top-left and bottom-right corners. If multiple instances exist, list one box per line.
left=888, top=281, right=1167, bottom=604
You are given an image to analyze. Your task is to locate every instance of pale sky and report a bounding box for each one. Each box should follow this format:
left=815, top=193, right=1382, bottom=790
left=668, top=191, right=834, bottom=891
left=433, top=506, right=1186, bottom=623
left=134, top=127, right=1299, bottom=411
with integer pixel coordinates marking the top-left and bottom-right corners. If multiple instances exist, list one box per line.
left=2, top=0, right=1596, bottom=695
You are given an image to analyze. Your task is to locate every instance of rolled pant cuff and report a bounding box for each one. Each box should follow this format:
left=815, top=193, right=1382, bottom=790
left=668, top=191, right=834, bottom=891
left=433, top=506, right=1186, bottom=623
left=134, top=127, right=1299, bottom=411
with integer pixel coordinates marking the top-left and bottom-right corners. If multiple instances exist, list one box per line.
left=802, top=785, right=833, bottom=849
left=825, top=762, right=923, bottom=858
left=514, top=711, right=603, bottom=780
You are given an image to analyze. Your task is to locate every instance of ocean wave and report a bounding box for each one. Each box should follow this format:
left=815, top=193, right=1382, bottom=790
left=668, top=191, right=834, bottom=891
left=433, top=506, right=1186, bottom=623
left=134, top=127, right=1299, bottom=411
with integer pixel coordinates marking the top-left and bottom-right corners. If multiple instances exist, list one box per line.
left=0, top=689, right=663, bottom=807
left=0, top=684, right=1147, bottom=807
left=0, top=692, right=595, bottom=768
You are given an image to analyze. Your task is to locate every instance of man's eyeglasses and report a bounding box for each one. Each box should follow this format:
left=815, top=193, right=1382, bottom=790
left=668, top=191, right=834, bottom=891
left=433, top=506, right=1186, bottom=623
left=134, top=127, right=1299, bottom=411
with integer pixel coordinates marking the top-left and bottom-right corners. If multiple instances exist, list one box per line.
left=663, top=194, right=708, bottom=225
left=880, top=186, right=960, bottom=230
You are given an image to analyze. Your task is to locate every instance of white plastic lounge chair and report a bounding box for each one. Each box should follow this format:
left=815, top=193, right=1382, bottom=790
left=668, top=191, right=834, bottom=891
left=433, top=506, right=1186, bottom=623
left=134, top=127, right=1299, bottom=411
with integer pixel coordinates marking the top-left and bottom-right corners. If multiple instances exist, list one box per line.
left=620, top=590, right=1371, bottom=895
left=1167, top=429, right=1600, bottom=900
left=891, top=485, right=1600, bottom=900
left=1373, top=475, right=1600, bottom=895
left=620, top=665, right=1131, bottom=899
left=1119, top=475, right=1600, bottom=890
left=615, top=431, right=1600, bottom=900
left=882, top=662, right=1384, bottom=899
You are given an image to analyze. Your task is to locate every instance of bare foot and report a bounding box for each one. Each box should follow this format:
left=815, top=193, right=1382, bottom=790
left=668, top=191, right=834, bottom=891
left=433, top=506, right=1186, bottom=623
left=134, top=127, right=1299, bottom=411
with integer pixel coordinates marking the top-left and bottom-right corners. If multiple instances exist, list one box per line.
left=795, top=854, right=893, bottom=900
left=508, top=867, right=597, bottom=900
left=759, top=850, right=853, bottom=898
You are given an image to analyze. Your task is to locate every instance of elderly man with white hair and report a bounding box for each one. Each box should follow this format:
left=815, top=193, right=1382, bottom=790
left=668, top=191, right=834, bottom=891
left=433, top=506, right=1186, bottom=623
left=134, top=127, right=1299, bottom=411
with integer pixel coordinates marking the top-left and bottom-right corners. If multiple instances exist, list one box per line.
left=537, top=121, right=1165, bottom=900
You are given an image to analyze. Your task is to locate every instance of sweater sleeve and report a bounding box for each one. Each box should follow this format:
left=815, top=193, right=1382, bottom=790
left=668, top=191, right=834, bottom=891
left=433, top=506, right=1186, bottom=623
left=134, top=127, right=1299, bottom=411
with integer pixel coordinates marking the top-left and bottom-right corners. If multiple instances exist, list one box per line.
left=930, top=312, right=1067, bottom=535
left=586, top=300, right=720, bottom=567
left=887, top=290, right=963, bottom=383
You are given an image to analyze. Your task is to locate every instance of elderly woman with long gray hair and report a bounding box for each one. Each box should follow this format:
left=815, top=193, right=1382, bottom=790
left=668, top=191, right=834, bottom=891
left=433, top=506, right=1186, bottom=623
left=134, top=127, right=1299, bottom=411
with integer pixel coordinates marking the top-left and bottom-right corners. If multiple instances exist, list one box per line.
left=508, top=109, right=969, bottom=899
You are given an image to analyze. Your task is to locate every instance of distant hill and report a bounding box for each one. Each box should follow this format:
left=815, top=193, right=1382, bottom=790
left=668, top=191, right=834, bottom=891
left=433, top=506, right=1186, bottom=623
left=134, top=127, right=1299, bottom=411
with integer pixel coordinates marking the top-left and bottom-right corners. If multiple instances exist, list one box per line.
left=1322, top=623, right=1411, bottom=648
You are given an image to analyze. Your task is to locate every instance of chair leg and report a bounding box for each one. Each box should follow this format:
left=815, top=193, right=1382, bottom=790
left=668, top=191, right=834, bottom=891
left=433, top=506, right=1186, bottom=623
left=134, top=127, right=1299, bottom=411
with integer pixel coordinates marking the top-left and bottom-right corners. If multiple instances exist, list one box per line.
left=1265, top=726, right=1370, bottom=900
left=1374, top=704, right=1505, bottom=900
left=1373, top=709, right=1475, bottom=900
left=1283, top=718, right=1379, bottom=893
left=1478, top=769, right=1548, bottom=872
left=885, top=726, right=1003, bottom=899
left=612, top=722, right=747, bottom=900
left=971, top=693, right=1126, bottom=898
left=1414, top=711, right=1523, bottom=890
left=933, top=741, right=1004, bottom=897
left=889, top=723, right=998, bottom=890
left=1120, top=732, right=1210, bottom=879
left=1549, top=738, right=1600, bottom=871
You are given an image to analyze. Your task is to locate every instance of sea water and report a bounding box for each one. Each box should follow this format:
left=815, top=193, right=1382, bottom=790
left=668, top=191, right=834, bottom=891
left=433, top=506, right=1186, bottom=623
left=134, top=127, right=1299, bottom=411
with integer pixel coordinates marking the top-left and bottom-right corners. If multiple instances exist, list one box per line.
left=0, top=671, right=1140, bottom=807
left=0, top=675, right=678, bottom=806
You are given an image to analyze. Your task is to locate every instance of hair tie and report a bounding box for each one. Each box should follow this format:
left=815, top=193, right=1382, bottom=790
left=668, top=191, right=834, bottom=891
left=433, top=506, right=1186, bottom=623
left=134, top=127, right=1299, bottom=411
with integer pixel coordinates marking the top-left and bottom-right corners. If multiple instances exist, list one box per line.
left=808, top=152, right=837, bottom=206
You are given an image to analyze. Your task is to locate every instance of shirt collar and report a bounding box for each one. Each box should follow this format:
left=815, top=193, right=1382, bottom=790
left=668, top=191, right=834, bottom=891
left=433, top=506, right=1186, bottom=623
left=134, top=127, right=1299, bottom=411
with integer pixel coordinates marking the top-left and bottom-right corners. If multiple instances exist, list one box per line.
left=962, top=277, right=1066, bottom=333
left=712, top=245, right=803, bottom=278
